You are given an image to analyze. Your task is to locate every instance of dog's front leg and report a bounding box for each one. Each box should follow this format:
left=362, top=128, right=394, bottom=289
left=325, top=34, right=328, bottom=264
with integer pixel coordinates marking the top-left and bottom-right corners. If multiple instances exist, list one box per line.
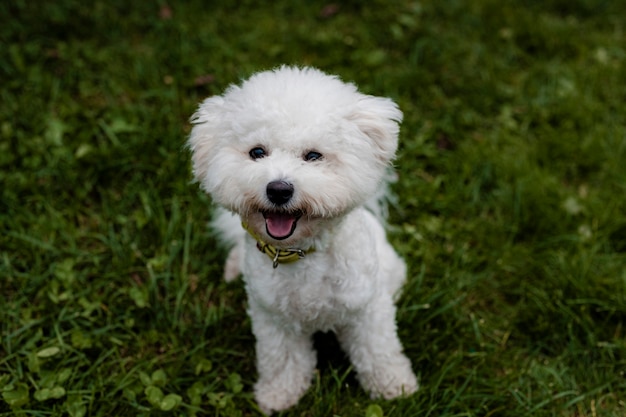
left=249, top=304, right=316, bottom=414
left=337, top=299, right=418, bottom=400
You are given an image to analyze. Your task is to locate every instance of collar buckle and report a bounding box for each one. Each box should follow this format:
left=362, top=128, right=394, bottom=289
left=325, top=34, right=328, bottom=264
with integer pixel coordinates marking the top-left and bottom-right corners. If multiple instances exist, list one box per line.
left=244, top=222, right=314, bottom=268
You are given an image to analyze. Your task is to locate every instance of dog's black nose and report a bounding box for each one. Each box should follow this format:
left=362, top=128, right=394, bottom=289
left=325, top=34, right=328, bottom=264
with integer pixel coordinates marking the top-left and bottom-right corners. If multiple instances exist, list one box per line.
left=266, top=181, right=294, bottom=206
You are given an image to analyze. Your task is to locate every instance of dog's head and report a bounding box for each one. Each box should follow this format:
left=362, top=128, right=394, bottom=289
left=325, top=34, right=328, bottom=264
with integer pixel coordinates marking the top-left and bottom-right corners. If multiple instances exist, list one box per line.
left=188, top=66, right=402, bottom=246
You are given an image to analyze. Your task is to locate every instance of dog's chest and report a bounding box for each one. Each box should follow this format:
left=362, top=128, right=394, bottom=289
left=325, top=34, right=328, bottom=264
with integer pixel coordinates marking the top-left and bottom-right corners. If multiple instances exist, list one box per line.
left=250, top=264, right=376, bottom=332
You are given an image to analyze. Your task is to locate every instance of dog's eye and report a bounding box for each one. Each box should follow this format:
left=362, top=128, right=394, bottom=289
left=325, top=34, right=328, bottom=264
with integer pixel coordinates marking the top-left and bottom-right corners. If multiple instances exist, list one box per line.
left=249, top=147, right=267, bottom=160
left=304, top=151, right=323, bottom=162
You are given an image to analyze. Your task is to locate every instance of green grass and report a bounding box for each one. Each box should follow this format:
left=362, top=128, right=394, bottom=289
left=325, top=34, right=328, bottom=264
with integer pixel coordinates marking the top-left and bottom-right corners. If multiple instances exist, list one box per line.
left=2, top=0, right=625, bottom=415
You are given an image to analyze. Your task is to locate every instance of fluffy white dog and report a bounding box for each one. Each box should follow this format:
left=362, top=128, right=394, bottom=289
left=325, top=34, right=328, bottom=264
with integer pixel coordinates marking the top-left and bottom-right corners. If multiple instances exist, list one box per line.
left=188, top=66, right=417, bottom=413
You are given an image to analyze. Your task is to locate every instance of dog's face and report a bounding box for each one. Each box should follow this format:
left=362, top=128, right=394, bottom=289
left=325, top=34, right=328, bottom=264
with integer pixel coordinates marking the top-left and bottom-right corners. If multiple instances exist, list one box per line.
left=188, top=67, right=402, bottom=247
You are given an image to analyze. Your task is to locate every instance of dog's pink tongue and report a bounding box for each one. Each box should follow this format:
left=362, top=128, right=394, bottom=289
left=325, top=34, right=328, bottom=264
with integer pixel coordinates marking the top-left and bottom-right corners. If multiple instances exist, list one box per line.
left=265, top=213, right=297, bottom=239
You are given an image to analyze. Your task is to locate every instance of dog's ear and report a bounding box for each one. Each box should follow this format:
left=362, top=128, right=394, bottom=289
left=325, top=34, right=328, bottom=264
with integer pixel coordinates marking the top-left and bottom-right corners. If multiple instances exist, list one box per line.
left=190, top=95, right=226, bottom=126
left=348, top=96, right=403, bottom=164
left=187, top=96, right=226, bottom=187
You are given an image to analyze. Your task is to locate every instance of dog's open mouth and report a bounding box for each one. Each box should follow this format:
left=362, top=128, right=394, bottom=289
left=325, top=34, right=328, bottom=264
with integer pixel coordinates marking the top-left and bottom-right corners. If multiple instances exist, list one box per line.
left=262, top=210, right=303, bottom=240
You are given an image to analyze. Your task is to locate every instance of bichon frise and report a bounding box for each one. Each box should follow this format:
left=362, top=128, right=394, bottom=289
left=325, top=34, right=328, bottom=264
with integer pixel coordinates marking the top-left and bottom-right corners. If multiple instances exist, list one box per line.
left=188, top=66, right=417, bottom=414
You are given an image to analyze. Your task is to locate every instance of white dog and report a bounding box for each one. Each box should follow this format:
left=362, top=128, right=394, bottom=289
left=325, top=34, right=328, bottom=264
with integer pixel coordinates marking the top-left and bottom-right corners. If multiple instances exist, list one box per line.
left=188, top=66, right=417, bottom=414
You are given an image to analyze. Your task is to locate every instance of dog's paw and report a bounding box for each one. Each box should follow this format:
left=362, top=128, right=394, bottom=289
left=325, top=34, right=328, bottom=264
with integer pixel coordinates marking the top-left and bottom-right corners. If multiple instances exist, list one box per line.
left=379, top=370, right=418, bottom=400
left=359, top=361, right=418, bottom=400
left=255, top=388, right=298, bottom=415
left=254, top=376, right=311, bottom=415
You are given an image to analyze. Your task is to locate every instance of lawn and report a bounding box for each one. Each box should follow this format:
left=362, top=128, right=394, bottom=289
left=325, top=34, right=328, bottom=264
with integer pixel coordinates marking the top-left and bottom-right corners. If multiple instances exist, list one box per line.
left=1, top=0, right=625, bottom=416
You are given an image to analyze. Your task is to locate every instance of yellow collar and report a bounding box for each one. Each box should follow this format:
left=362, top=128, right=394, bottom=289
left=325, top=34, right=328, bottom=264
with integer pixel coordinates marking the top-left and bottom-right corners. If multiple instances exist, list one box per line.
left=241, top=222, right=315, bottom=268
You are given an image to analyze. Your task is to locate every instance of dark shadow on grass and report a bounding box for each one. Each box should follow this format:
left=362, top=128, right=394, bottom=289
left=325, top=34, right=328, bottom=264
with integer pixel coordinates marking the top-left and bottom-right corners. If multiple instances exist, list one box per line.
left=313, top=331, right=359, bottom=388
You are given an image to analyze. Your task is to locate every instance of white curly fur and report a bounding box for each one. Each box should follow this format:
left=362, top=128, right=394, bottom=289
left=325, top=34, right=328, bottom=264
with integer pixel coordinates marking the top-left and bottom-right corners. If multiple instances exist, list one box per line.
left=188, top=66, right=417, bottom=414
